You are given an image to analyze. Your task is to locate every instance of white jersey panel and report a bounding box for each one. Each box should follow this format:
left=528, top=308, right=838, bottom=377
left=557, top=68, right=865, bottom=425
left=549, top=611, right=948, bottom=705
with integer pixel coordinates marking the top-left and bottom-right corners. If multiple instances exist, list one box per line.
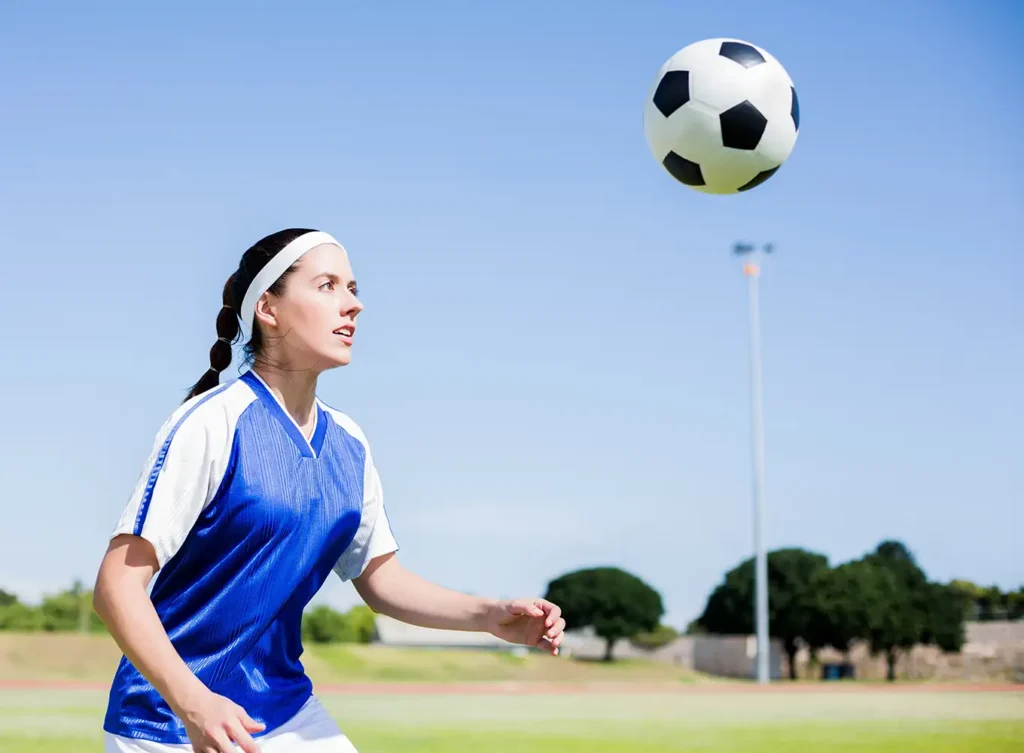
left=319, top=403, right=399, bottom=581
left=111, top=380, right=255, bottom=568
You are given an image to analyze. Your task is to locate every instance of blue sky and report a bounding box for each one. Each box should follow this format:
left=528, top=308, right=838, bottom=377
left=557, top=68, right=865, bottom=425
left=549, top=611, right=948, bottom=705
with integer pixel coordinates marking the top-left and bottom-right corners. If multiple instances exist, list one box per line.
left=1, top=1, right=1020, bottom=628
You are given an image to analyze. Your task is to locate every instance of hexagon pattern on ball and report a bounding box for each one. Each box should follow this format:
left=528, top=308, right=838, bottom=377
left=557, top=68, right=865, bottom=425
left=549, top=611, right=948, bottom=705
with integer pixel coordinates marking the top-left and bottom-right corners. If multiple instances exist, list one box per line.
left=643, top=37, right=799, bottom=194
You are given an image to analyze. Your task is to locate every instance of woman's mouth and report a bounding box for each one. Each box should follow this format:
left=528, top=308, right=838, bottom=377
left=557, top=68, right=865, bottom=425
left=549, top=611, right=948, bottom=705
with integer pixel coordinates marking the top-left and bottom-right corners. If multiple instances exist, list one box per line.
left=334, top=325, right=355, bottom=345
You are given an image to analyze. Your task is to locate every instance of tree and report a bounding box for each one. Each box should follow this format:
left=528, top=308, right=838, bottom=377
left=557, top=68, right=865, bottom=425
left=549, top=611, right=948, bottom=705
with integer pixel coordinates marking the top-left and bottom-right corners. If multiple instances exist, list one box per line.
left=861, top=541, right=969, bottom=680
left=39, top=581, right=104, bottom=633
left=919, top=582, right=967, bottom=653
left=697, top=548, right=830, bottom=679
left=864, top=540, right=927, bottom=592
left=1009, top=587, right=1024, bottom=622
left=0, top=593, right=41, bottom=631
left=543, top=567, right=663, bottom=661
left=949, top=580, right=987, bottom=620
left=949, top=580, right=1023, bottom=622
left=862, top=567, right=922, bottom=681
left=809, top=552, right=928, bottom=681
left=807, top=560, right=878, bottom=659
left=345, top=605, right=377, bottom=644
left=301, top=606, right=351, bottom=644
left=856, top=544, right=923, bottom=680
left=300, top=604, right=379, bottom=644
left=631, top=624, right=679, bottom=650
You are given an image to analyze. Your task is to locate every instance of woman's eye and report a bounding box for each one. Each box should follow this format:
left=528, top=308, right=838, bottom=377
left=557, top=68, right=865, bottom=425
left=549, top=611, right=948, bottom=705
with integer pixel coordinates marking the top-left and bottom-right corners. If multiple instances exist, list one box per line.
left=320, top=281, right=335, bottom=291
left=349, top=286, right=360, bottom=297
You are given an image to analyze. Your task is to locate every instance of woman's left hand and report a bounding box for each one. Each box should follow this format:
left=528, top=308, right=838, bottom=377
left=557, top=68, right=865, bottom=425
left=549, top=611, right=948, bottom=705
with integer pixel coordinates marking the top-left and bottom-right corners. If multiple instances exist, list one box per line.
left=481, top=598, right=566, bottom=655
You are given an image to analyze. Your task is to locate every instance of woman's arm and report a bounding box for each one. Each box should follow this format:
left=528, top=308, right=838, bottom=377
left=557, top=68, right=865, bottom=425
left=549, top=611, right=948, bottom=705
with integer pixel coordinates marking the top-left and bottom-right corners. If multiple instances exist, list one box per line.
left=352, top=552, right=566, bottom=654
left=93, top=534, right=264, bottom=753
left=94, top=535, right=208, bottom=712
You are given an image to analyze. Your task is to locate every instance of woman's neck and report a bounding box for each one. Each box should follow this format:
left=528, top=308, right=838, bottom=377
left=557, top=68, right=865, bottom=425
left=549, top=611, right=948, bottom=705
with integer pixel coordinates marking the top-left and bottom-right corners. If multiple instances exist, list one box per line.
left=252, top=362, right=319, bottom=438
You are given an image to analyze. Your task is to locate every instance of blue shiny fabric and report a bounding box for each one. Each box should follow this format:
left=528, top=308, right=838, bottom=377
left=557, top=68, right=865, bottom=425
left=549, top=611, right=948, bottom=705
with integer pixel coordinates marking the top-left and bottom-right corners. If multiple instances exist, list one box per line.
left=104, top=371, right=366, bottom=743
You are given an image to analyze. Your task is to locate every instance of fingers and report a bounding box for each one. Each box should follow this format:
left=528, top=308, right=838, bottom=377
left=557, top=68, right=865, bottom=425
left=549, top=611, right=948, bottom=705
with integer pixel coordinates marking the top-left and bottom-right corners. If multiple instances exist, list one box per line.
left=541, top=601, right=562, bottom=628
left=207, top=728, right=237, bottom=753
left=535, top=633, right=562, bottom=656
left=545, top=616, right=566, bottom=642
left=237, top=707, right=266, bottom=734
left=508, top=599, right=545, bottom=618
left=226, top=718, right=262, bottom=753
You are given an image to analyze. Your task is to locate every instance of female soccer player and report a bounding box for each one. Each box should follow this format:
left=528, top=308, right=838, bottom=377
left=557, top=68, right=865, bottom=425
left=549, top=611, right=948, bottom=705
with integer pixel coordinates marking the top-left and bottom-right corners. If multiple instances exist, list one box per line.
left=93, top=228, right=566, bottom=753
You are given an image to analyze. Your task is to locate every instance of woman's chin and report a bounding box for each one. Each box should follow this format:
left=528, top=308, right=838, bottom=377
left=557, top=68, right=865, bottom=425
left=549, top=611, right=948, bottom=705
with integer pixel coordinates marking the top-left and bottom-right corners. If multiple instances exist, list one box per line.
left=320, top=344, right=353, bottom=369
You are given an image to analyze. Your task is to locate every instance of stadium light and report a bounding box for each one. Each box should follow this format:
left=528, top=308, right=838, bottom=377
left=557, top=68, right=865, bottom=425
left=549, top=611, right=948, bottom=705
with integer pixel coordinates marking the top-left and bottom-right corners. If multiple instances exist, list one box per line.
left=732, top=240, right=772, bottom=684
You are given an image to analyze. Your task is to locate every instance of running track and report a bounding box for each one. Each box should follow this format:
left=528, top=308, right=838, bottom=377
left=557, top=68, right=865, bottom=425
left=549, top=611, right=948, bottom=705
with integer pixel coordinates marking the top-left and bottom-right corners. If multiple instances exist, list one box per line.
left=1, top=680, right=1020, bottom=694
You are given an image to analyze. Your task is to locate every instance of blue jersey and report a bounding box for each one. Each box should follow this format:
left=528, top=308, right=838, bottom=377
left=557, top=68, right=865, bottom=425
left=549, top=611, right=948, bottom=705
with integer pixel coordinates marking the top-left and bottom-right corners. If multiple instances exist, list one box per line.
left=103, top=370, right=398, bottom=744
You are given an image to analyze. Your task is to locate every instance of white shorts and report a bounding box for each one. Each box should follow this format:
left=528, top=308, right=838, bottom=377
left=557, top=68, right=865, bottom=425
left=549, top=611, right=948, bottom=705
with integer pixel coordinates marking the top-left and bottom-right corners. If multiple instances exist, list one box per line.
left=103, top=696, right=358, bottom=752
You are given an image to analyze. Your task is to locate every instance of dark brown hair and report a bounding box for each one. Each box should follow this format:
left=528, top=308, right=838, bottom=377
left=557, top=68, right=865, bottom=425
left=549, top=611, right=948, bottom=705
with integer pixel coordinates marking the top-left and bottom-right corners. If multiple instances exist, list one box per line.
left=185, top=228, right=316, bottom=401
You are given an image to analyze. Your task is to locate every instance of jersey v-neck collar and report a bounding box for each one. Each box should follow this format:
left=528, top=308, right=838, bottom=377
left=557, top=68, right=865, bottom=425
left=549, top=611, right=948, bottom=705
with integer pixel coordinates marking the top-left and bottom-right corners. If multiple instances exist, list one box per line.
left=240, top=369, right=328, bottom=459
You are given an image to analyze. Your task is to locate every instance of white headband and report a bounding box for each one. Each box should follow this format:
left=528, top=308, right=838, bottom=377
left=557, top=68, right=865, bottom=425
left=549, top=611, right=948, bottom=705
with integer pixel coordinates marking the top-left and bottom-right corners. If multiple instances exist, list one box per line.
left=240, top=231, right=345, bottom=333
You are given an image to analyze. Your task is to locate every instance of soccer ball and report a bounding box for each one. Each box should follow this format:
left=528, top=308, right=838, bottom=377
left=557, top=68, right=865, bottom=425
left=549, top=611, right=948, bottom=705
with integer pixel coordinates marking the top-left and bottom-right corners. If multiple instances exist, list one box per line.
left=643, top=38, right=800, bottom=195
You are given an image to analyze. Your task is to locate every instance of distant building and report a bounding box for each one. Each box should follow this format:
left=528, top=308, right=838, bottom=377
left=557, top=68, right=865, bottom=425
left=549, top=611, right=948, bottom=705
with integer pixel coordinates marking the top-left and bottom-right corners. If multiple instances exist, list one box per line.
left=371, top=614, right=524, bottom=652
left=371, top=616, right=627, bottom=658
left=370, top=616, right=1023, bottom=682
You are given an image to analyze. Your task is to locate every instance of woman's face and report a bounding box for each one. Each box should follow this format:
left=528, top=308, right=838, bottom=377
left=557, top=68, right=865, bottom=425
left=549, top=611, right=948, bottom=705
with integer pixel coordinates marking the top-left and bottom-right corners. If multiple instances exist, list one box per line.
left=254, top=243, right=364, bottom=371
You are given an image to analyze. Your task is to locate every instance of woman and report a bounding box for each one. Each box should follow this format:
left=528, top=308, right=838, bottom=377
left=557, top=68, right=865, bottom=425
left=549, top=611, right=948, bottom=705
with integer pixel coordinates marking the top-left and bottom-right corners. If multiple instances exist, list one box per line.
left=93, top=228, right=566, bottom=753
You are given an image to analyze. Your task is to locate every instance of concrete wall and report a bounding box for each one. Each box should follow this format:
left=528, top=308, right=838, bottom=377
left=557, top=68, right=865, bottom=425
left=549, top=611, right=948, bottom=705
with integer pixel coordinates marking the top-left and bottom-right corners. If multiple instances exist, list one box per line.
left=787, top=621, right=1024, bottom=682
left=690, top=634, right=784, bottom=680
left=561, top=630, right=783, bottom=680
left=374, top=614, right=1023, bottom=682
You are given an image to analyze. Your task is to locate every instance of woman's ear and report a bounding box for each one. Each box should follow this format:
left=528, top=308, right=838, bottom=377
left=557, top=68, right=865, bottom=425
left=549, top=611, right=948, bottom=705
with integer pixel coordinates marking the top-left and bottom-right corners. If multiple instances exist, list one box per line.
left=252, top=293, right=279, bottom=331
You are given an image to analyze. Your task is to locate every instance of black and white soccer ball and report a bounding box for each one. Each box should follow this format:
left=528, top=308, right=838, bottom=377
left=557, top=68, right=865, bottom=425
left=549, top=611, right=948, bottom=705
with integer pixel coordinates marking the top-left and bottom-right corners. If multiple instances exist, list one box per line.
left=643, top=38, right=800, bottom=195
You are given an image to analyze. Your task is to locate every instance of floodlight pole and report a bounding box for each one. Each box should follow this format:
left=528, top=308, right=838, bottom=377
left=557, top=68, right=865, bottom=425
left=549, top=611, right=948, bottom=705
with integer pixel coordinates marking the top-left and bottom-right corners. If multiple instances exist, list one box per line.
left=733, top=241, right=772, bottom=685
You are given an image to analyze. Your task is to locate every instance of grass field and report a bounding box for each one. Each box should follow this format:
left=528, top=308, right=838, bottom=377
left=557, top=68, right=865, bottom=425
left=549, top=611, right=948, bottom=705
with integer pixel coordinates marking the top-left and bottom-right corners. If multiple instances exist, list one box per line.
left=1, top=688, right=1022, bottom=752
left=1, top=634, right=1022, bottom=751
left=0, top=632, right=700, bottom=685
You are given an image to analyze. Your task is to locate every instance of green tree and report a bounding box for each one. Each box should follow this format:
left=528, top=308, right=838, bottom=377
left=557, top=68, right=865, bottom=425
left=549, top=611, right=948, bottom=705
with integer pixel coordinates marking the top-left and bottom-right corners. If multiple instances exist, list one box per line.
left=949, top=579, right=986, bottom=620
left=1009, top=587, right=1024, bottom=622
left=683, top=619, right=707, bottom=636
left=862, top=541, right=967, bottom=680
left=697, top=548, right=830, bottom=679
left=631, top=624, right=679, bottom=650
left=807, top=560, right=879, bottom=658
left=39, top=581, right=104, bottom=633
left=864, top=541, right=927, bottom=591
left=301, top=606, right=351, bottom=644
left=919, top=582, right=967, bottom=653
left=857, top=544, right=924, bottom=680
left=949, top=580, right=1022, bottom=622
left=345, top=605, right=377, bottom=643
left=543, top=566, right=663, bottom=661
left=0, top=592, right=42, bottom=631
left=862, top=569, right=921, bottom=681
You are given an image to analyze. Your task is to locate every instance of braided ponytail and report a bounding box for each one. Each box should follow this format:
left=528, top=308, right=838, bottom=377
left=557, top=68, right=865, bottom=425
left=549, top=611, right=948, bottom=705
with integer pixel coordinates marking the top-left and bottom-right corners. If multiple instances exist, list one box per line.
left=185, top=273, right=240, bottom=401
left=183, top=228, right=316, bottom=402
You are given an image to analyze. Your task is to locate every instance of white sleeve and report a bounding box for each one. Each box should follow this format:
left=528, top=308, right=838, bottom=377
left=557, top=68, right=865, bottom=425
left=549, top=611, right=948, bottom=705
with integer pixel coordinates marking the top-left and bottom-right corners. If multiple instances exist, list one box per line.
left=111, top=400, right=233, bottom=568
left=333, top=451, right=399, bottom=582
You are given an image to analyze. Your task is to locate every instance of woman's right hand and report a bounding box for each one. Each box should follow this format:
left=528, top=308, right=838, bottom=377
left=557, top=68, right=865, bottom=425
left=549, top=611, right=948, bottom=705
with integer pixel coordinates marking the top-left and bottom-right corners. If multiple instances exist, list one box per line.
left=177, top=688, right=266, bottom=753
left=92, top=537, right=266, bottom=752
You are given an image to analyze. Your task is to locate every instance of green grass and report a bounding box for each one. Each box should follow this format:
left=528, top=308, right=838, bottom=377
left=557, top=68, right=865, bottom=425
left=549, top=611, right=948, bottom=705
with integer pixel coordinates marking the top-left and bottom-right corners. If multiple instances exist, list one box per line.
left=0, top=633, right=700, bottom=685
left=1, top=689, right=1022, bottom=752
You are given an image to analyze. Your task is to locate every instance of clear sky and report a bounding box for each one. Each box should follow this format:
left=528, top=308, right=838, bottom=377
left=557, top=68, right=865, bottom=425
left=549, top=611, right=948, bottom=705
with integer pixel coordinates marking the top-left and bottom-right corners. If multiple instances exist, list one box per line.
left=1, top=1, right=1021, bottom=628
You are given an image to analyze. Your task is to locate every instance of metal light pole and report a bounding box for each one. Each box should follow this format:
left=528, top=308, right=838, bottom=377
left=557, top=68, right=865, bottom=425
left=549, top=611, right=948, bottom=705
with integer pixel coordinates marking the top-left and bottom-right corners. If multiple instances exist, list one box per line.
left=733, top=241, right=772, bottom=685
